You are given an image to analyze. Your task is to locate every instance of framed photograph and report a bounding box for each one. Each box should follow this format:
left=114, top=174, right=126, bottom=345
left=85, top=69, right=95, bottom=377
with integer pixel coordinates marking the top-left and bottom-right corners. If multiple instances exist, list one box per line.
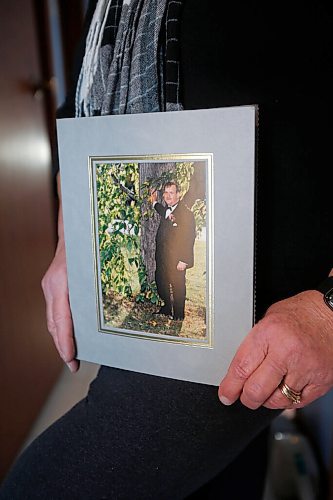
left=90, top=154, right=213, bottom=346
left=57, top=106, right=257, bottom=385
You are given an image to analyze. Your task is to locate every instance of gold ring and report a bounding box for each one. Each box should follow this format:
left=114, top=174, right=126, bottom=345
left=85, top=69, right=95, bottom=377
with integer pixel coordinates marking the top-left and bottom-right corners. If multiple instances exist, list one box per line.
left=278, top=381, right=302, bottom=405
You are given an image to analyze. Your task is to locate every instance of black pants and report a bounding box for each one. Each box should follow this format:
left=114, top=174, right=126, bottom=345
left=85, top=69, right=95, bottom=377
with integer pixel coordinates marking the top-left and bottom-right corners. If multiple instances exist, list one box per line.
left=155, top=262, right=186, bottom=319
left=0, top=367, right=279, bottom=499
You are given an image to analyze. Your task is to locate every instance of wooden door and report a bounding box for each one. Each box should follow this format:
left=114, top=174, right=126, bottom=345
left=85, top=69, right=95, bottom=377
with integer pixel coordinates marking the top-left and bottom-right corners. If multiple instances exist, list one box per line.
left=0, top=0, right=63, bottom=480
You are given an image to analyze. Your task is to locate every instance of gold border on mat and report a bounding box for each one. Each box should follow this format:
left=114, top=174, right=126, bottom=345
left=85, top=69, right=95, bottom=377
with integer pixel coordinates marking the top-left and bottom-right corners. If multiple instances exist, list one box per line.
left=89, top=154, right=214, bottom=348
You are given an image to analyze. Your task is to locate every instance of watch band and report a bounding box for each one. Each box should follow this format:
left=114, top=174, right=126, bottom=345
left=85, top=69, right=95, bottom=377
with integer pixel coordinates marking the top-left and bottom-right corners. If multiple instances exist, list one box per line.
left=316, top=276, right=333, bottom=312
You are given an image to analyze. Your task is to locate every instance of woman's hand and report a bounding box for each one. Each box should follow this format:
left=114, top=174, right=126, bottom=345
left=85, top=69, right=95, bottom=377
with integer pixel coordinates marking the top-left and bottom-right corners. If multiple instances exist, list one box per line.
left=219, top=289, right=333, bottom=409
left=41, top=238, right=79, bottom=372
left=41, top=174, right=79, bottom=372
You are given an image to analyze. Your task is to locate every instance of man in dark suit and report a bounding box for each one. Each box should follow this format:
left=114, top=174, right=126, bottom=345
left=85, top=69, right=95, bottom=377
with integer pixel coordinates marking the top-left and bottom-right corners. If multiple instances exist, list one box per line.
left=151, top=181, right=196, bottom=320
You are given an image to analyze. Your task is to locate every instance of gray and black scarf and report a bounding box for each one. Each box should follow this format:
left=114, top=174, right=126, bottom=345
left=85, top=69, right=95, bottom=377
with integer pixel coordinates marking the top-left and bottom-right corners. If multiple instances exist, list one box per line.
left=75, top=0, right=184, bottom=117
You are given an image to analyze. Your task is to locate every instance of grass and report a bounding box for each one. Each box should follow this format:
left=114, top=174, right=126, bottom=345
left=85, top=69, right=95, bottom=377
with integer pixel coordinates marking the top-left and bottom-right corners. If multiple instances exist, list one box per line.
left=103, top=240, right=207, bottom=341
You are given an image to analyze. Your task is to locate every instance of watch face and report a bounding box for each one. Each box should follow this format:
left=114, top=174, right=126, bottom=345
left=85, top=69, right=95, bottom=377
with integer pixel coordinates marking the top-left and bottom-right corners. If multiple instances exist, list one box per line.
left=324, top=288, right=333, bottom=311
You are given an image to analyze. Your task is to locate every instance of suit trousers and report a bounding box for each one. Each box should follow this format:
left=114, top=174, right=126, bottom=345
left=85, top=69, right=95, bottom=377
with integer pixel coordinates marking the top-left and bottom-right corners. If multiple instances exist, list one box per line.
left=0, top=367, right=279, bottom=500
left=155, top=263, right=186, bottom=319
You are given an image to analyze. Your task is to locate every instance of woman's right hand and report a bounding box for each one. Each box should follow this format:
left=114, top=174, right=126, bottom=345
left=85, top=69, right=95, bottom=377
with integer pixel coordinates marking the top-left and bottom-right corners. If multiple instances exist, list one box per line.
left=41, top=238, right=79, bottom=372
left=41, top=174, right=79, bottom=372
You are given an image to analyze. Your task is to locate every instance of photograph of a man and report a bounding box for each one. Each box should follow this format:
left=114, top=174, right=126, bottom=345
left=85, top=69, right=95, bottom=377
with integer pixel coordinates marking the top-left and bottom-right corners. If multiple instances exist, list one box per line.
left=94, top=158, right=208, bottom=341
left=151, top=181, right=196, bottom=320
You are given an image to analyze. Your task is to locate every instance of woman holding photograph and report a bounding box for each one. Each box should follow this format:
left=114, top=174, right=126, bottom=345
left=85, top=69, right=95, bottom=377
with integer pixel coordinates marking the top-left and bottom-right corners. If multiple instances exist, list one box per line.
left=1, top=0, right=332, bottom=499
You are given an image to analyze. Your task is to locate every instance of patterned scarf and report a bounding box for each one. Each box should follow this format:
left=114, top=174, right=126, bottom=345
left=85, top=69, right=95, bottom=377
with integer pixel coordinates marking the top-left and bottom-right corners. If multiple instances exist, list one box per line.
left=75, top=0, right=183, bottom=117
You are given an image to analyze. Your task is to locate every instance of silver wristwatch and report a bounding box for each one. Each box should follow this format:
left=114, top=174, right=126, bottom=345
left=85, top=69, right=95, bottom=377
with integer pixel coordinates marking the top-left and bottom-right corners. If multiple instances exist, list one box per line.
left=316, top=277, right=333, bottom=312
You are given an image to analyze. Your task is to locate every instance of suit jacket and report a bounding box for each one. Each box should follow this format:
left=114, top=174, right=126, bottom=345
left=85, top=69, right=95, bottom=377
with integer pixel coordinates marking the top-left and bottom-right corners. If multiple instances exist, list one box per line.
left=154, top=201, right=196, bottom=270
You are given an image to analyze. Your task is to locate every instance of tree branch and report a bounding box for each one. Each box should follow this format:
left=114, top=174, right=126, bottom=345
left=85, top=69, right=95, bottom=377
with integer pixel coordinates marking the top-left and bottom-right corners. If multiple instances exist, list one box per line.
left=109, top=170, right=139, bottom=202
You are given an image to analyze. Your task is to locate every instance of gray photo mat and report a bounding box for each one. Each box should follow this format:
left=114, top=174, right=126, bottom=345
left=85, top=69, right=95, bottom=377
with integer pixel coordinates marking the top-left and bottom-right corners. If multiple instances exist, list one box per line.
left=57, top=106, right=257, bottom=385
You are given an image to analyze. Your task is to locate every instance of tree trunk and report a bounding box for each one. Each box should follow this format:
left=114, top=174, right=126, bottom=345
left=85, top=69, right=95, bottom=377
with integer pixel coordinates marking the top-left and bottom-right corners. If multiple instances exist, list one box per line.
left=139, top=162, right=174, bottom=283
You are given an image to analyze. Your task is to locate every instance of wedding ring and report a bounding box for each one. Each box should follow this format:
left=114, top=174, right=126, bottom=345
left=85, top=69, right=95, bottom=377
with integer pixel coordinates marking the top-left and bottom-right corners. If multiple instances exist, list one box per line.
left=278, top=381, right=302, bottom=405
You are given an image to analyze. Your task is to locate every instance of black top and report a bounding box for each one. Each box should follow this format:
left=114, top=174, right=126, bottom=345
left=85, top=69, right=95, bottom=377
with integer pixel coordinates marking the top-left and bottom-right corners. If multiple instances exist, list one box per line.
left=57, top=0, right=333, bottom=317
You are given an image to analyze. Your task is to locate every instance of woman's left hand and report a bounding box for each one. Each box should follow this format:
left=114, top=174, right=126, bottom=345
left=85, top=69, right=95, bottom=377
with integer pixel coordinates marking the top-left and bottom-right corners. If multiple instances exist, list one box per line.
left=218, top=290, right=333, bottom=409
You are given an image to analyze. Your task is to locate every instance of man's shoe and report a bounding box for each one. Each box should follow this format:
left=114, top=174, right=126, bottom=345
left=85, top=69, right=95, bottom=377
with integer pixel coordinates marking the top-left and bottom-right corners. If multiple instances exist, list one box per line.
left=153, top=306, right=172, bottom=316
left=173, top=315, right=184, bottom=321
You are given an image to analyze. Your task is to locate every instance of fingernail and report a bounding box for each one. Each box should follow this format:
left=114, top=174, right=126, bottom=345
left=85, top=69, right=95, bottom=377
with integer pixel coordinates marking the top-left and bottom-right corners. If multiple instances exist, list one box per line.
left=66, top=362, right=75, bottom=373
left=219, top=395, right=233, bottom=406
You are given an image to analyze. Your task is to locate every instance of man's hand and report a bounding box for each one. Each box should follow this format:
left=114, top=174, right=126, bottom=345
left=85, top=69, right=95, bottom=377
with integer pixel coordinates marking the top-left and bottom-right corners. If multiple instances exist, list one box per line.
left=218, top=290, right=333, bottom=409
left=177, top=261, right=187, bottom=271
left=41, top=239, right=79, bottom=373
left=150, top=189, right=158, bottom=204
